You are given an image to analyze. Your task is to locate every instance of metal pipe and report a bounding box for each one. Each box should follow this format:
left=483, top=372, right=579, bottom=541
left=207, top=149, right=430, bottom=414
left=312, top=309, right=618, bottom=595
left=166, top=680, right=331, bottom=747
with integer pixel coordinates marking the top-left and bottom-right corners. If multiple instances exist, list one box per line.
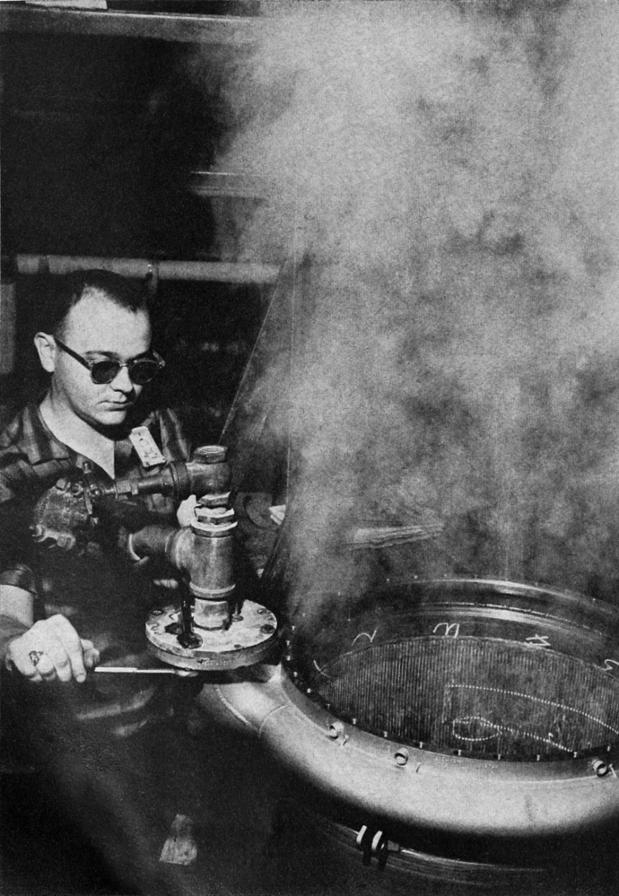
left=108, top=456, right=231, bottom=504
left=196, top=668, right=619, bottom=847
left=129, top=524, right=176, bottom=561
left=0, top=7, right=260, bottom=44
left=14, top=254, right=279, bottom=285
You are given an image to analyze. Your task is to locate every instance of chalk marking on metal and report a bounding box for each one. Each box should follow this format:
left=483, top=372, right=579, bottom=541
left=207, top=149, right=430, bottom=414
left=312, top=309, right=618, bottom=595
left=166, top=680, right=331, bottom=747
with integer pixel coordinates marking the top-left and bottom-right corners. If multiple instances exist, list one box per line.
left=351, top=629, right=378, bottom=647
left=525, top=634, right=551, bottom=648
left=312, top=659, right=333, bottom=679
left=451, top=684, right=619, bottom=736
left=451, top=715, right=572, bottom=753
left=433, top=622, right=460, bottom=638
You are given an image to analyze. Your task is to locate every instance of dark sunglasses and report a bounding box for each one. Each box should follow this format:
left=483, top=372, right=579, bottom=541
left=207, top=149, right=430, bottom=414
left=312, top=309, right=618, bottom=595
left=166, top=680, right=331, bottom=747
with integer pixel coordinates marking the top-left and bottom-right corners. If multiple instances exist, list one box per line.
left=54, top=337, right=165, bottom=386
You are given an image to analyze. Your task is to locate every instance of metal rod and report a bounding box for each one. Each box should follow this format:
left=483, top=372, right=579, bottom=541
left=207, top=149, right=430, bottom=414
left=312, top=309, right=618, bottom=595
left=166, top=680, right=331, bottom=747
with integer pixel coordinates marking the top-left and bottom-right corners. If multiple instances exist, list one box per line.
left=14, top=255, right=280, bottom=285
left=94, top=665, right=194, bottom=676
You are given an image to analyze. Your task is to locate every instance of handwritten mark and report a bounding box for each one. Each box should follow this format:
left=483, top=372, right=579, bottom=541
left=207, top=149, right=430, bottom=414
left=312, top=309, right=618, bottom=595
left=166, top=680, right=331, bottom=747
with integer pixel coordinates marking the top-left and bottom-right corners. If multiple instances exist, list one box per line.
left=351, top=629, right=378, bottom=647
left=451, top=715, right=571, bottom=753
left=312, top=659, right=332, bottom=679
left=433, top=622, right=460, bottom=638
left=525, top=634, right=551, bottom=648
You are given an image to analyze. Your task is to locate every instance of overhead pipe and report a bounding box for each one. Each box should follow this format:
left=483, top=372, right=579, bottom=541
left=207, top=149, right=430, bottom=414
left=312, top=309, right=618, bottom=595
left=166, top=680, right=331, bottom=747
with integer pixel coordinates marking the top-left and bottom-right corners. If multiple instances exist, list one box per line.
left=13, top=255, right=280, bottom=285
left=0, top=7, right=260, bottom=45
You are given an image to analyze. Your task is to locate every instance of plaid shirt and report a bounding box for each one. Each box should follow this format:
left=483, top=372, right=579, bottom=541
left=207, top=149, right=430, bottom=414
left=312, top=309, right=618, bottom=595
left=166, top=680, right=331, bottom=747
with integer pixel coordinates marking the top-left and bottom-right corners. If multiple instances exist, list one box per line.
left=0, top=401, right=190, bottom=595
left=0, top=402, right=192, bottom=734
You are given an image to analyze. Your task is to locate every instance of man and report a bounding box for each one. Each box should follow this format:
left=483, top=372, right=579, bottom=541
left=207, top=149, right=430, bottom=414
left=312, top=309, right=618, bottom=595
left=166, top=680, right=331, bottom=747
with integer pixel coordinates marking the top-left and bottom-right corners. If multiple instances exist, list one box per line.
left=0, top=268, right=191, bottom=672
left=0, top=269, right=198, bottom=893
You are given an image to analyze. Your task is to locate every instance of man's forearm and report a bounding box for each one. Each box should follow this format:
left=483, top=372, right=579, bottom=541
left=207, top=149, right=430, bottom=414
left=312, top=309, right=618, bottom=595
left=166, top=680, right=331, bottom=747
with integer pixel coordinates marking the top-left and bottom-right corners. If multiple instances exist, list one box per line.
left=0, top=584, right=34, bottom=661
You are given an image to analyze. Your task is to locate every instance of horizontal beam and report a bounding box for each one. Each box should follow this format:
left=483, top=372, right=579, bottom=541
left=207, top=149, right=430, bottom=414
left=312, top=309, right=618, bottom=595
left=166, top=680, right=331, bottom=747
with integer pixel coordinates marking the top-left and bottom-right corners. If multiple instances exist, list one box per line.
left=14, top=254, right=280, bottom=284
left=0, top=5, right=260, bottom=43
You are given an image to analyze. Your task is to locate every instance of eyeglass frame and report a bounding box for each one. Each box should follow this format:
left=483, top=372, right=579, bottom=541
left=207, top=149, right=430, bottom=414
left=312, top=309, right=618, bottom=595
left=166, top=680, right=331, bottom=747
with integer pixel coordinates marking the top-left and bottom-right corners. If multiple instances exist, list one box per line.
left=53, top=336, right=165, bottom=385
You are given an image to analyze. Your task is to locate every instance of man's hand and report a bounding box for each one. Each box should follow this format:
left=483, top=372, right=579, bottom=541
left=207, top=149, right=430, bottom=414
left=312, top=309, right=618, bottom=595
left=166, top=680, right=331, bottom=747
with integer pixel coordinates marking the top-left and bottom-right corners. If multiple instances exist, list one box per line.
left=5, top=614, right=100, bottom=683
left=176, top=494, right=197, bottom=527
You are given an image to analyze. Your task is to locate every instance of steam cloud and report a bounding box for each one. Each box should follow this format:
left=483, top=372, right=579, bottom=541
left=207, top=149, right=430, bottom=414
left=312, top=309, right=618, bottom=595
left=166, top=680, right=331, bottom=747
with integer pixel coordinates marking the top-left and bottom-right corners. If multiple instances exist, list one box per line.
left=211, top=0, right=619, bottom=601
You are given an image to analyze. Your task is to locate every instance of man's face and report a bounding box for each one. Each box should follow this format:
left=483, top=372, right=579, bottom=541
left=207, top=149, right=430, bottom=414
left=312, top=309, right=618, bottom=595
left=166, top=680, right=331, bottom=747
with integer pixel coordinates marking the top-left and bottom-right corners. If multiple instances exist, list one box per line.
left=50, top=291, right=152, bottom=430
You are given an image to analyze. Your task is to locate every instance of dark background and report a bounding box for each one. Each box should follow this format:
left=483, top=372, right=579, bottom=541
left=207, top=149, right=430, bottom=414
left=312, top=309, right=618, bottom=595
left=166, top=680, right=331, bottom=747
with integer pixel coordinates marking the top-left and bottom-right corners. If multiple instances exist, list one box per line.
left=0, top=5, right=269, bottom=447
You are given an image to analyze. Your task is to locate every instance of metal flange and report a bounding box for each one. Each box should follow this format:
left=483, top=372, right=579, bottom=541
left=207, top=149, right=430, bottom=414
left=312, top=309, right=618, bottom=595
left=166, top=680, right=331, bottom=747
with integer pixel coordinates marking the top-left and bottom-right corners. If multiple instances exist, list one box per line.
left=145, top=600, right=278, bottom=671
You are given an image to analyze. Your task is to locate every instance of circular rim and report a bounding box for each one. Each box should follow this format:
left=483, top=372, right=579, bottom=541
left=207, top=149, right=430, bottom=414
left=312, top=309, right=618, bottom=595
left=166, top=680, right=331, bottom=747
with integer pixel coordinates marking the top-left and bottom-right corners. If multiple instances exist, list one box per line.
left=284, top=577, right=619, bottom=759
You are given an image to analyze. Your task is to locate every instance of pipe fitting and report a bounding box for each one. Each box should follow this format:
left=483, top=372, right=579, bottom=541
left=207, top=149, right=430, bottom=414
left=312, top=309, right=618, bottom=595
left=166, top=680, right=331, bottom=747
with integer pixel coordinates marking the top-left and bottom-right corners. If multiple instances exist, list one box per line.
left=167, top=525, right=236, bottom=600
left=327, top=720, right=345, bottom=740
left=394, top=747, right=410, bottom=767
left=592, top=759, right=611, bottom=778
left=110, top=445, right=232, bottom=504
left=130, top=524, right=177, bottom=559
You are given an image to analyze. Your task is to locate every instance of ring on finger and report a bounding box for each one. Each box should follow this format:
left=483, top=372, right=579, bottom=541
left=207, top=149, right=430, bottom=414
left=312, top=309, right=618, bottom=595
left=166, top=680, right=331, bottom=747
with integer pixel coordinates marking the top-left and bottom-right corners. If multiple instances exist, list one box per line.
left=28, top=650, right=45, bottom=667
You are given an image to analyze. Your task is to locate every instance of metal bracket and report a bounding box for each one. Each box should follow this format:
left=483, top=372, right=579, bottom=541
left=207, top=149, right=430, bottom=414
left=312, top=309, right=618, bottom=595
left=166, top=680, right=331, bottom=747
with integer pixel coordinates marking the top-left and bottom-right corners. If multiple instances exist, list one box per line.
left=355, top=824, right=390, bottom=869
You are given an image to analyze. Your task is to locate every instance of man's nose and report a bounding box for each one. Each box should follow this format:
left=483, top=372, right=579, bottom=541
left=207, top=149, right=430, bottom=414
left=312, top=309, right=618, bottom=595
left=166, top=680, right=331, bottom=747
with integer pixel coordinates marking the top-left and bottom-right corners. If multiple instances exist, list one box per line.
left=110, top=364, right=134, bottom=392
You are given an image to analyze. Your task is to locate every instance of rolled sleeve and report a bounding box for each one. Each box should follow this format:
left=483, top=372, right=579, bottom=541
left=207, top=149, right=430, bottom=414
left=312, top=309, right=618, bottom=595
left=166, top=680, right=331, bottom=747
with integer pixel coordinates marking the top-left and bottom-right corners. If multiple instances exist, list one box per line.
left=0, top=564, right=37, bottom=594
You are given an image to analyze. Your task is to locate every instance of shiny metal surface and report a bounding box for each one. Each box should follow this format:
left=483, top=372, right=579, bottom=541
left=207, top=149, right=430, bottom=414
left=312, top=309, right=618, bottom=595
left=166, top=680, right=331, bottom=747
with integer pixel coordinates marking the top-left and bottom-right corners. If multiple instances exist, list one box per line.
left=199, top=665, right=619, bottom=845
left=196, top=579, right=619, bottom=864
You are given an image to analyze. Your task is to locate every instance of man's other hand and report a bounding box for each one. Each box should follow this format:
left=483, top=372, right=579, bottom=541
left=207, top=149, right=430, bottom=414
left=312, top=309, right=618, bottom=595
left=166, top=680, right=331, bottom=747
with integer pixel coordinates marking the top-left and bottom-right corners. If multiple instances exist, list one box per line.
left=5, top=614, right=100, bottom=683
left=176, top=494, right=197, bottom=527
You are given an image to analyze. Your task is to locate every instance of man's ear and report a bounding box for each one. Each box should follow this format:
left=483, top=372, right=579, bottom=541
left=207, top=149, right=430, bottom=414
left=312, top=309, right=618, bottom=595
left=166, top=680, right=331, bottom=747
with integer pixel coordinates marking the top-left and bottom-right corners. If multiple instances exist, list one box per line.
left=34, top=333, right=57, bottom=374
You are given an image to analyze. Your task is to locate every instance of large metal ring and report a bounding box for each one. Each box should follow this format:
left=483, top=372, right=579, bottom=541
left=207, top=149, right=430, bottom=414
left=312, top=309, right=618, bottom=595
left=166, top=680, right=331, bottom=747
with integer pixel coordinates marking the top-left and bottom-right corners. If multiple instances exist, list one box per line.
left=28, top=650, right=45, bottom=667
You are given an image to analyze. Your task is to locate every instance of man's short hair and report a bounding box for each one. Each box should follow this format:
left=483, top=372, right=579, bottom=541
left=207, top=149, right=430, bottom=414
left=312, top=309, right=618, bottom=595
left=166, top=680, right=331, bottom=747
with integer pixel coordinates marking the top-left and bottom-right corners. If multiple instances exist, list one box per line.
left=41, top=269, right=148, bottom=337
